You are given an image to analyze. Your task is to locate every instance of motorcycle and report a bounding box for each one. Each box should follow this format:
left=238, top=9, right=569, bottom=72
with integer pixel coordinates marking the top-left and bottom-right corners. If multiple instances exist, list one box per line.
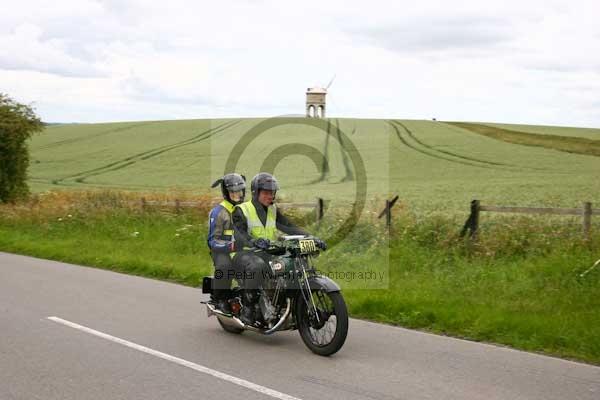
left=201, top=235, right=349, bottom=356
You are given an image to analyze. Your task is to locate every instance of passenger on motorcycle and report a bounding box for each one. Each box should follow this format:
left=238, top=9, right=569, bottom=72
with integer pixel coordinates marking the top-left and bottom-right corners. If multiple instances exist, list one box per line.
left=207, top=173, right=246, bottom=314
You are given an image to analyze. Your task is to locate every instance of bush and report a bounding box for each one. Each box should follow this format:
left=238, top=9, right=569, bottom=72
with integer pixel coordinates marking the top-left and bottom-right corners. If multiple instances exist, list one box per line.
left=0, top=93, right=43, bottom=202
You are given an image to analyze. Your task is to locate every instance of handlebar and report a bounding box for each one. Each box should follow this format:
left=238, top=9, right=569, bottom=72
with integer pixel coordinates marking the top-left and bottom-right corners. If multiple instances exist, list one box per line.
left=250, top=235, right=321, bottom=255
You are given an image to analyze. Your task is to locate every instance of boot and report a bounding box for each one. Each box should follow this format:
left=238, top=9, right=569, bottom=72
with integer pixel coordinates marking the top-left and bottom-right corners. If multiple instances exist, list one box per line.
left=259, top=289, right=277, bottom=321
left=216, top=299, right=232, bottom=314
left=210, top=292, right=232, bottom=315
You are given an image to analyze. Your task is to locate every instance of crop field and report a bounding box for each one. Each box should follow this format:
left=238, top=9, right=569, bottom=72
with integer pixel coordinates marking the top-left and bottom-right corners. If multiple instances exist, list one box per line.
left=28, top=118, right=600, bottom=213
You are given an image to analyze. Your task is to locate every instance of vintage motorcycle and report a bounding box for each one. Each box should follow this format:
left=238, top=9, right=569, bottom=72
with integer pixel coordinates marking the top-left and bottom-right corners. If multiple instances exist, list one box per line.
left=202, top=235, right=348, bottom=356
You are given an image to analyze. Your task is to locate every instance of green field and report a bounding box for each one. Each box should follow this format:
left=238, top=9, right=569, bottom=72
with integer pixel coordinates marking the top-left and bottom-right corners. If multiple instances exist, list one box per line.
left=29, top=118, right=600, bottom=214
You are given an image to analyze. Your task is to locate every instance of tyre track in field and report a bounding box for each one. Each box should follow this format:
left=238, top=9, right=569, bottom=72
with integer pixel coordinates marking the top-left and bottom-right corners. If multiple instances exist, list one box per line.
left=436, top=122, right=561, bottom=172
left=389, top=120, right=505, bottom=170
left=391, top=121, right=552, bottom=172
left=394, top=120, right=512, bottom=167
left=28, top=177, right=170, bottom=190
left=56, top=120, right=239, bottom=184
left=307, top=118, right=353, bottom=185
left=34, top=122, right=153, bottom=150
left=334, top=118, right=354, bottom=182
left=309, top=118, right=331, bottom=184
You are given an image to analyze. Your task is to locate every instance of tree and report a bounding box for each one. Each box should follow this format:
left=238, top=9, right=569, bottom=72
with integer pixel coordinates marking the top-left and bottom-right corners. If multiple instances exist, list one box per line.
left=0, top=93, right=43, bottom=202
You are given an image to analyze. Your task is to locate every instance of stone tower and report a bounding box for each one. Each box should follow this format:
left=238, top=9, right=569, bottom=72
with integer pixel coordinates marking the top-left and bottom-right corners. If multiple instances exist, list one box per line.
left=306, top=87, right=327, bottom=118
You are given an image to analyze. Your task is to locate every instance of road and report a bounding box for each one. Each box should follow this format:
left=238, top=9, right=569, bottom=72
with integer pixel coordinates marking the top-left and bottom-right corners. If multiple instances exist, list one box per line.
left=1, top=252, right=599, bottom=400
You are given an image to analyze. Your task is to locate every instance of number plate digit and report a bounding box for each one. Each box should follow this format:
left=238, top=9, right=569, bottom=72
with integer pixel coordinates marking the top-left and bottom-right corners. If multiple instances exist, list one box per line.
left=299, top=240, right=316, bottom=252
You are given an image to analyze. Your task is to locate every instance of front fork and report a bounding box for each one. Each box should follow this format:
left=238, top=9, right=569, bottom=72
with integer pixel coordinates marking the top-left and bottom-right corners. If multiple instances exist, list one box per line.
left=297, top=260, right=320, bottom=325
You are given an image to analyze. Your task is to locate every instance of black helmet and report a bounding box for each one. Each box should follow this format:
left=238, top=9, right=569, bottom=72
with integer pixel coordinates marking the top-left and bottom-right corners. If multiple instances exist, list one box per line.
left=251, top=172, right=279, bottom=200
left=211, top=173, right=246, bottom=205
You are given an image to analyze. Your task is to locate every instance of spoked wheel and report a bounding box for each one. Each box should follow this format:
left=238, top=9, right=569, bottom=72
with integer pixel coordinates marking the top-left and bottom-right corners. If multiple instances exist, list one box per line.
left=296, top=290, right=348, bottom=356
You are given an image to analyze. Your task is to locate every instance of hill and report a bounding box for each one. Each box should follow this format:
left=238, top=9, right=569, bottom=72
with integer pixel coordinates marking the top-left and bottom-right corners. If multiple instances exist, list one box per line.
left=28, top=118, right=600, bottom=213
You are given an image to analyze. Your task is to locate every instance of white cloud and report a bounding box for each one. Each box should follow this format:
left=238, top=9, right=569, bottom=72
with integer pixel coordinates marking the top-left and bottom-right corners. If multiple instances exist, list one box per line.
left=0, top=0, right=598, bottom=127
left=0, top=23, right=105, bottom=77
left=348, top=16, right=514, bottom=55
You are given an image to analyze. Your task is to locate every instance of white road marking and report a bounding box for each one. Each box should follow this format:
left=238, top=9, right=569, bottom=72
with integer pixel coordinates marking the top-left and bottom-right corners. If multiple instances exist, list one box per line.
left=47, top=316, right=302, bottom=400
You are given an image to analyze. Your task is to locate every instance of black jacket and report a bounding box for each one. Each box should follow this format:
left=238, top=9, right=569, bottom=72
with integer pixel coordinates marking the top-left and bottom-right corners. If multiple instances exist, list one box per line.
left=232, top=199, right=308, bottom=250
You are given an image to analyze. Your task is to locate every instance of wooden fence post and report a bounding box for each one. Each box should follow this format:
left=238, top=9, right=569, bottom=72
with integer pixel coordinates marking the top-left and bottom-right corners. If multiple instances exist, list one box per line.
left=175, top=199, right=181, bottom=215
left=317, top=198, right=324, bottom=222
left=471, top=200, right=480, bottom=239
left=385, top=200, right=392, bottom=229
left=583, top=202, right=592, bottom=240
left=141, top=197, right=147, bottom=212
left=460, top=200, right=480, bottom=239
left=377, top=195, right=399, bottom=233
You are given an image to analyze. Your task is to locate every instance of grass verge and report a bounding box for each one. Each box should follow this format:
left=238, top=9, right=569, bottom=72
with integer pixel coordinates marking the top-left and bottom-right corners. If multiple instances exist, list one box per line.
left=1, top=191, right=599, bottom=365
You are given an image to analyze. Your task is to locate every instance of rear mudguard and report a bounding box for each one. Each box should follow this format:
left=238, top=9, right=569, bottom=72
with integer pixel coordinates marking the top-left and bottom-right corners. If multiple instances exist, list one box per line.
left=308, top=275, right=341, bottom=293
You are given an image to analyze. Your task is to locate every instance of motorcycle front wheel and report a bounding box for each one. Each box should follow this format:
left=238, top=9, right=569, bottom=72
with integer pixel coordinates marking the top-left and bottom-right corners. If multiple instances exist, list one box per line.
left=296, top=290, right=348, bottom=356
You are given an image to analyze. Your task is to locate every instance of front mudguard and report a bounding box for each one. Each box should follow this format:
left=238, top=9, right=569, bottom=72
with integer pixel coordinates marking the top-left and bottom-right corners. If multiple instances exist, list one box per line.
left=293, top=275, right=340, bottom=312
left=294, top=275, right=342, bottom=331
left=308, top=275, right=341, bottom=293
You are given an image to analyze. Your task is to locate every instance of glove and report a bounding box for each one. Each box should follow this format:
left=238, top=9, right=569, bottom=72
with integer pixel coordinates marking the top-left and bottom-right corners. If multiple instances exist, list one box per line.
left=252, top=238, right=271, bottom=250
left=314, top=238, right=327, bottom=251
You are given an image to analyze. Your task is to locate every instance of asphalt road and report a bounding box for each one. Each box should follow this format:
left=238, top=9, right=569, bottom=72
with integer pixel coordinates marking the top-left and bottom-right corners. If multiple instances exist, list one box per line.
left=1, top=252, right=599, bottom=400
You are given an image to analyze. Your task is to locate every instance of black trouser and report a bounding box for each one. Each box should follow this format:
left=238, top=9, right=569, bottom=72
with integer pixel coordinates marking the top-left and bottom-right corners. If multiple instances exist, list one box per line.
left=210, top=252, right=235, bottom=300
left=231, top=250, right=272, bottom=291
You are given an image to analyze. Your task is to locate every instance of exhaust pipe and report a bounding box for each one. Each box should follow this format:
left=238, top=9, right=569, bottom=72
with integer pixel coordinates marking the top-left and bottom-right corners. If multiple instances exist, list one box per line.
left=206, top=303, right=262, bottom=332
left=206, top=298, right=291, bottom=334
left=265, top=298, right=291, bottom=334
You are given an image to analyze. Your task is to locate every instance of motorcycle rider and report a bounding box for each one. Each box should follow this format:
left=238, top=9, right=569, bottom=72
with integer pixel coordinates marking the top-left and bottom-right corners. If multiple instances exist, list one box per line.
left=231, top=173, right=326, bottom=304
left=207, top=173, right=246, bottom=313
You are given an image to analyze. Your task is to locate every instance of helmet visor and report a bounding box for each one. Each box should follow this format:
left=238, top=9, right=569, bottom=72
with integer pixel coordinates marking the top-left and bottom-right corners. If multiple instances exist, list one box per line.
left=257, top=180, right=279, bottom=191
left=226, top=182, right=246, bottom=192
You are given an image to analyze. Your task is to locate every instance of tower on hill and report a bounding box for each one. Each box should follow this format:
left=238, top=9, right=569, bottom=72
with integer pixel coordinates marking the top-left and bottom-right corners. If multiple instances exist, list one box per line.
left=306, top=87, right=327, bottom=118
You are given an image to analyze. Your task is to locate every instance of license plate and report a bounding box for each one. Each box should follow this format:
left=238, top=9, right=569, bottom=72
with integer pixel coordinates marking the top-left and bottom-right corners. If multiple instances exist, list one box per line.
left=299, top=239, right=317, bottom=252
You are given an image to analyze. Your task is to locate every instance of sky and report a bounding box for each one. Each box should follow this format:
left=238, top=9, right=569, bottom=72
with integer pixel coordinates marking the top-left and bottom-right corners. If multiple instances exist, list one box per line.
left=1, top=0, right=599, bottom=127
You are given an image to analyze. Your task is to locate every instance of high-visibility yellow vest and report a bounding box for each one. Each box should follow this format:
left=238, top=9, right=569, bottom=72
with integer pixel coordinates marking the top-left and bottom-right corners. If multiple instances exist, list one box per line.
left=220, top=200, right=235, bottom=258
left=236, top=201, right=277, bottom=241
